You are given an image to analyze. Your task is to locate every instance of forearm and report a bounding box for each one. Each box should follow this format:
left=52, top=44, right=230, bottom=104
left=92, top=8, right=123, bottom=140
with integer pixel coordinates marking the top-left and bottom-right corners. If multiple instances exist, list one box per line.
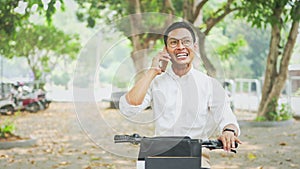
left=126, top=69, right=158, bottom=105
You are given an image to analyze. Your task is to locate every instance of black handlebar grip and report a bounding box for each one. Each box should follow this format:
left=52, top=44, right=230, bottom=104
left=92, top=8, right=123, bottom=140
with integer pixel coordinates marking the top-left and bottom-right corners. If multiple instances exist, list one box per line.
left=234, top=141, right=239, bottom=148
left=202, top=140, right=239, bottom=149
left=114, top=135, right=130, bottom=142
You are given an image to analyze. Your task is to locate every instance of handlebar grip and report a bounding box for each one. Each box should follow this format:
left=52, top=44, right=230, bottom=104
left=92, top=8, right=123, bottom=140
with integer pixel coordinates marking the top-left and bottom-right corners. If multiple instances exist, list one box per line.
left=202, top=140, right=239, bottom=149
left=214, top=140, right=239, bottom=148
left=114, top=133, right=142, bottom=144
left=114, top=135, right=130, bottom=143
left=234, top=141, right=238, bottom=148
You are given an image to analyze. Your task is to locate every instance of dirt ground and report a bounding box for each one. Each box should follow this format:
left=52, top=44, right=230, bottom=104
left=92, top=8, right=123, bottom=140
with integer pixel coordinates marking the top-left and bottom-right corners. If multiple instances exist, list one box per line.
left=0, top=102, right=299, bottom=169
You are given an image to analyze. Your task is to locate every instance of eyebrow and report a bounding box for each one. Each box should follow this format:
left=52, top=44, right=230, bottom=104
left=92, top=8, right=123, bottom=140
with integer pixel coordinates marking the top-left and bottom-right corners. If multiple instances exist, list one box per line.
left=168, top=36, right=191, bottom=40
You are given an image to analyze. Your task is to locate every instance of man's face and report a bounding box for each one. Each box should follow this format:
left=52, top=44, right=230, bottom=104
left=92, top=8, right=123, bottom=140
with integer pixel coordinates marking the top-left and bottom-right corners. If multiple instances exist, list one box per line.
left=166, top=28, right=197, bottom=66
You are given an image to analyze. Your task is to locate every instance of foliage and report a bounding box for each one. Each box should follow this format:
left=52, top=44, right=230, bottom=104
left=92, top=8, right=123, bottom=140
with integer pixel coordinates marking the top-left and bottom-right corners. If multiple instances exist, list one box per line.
left=2, top=23, right=80, bottom=87
left=0, top=0, right=78, bottom=89
left=51, top=72, right=71, bottom=87
left=0, top=0, right=65, bottom=57
left=237, top=0, right=300, bottom=28
left=255, top=116, right=267, bottom=122
left=223, top=18, right=270, bottom=78
left=237, top=0, right=300, bottom=120
left=72, top=0, right=252, bottom=84
left=216, top=35, right=247, bottom=61
left=278, top=102, right=294, bottom=120
left=0, top=0, right=64, bottom=35
left=0, top=120, right=15, bottom=138
left=256, top=98, right=294, bottom=121
left=75, top=0, right=170, bottom=27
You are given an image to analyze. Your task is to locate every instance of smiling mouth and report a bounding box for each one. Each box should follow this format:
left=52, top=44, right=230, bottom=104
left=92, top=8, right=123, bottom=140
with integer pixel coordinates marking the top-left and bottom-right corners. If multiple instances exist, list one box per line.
left=176, top=53, right=188, bottom=59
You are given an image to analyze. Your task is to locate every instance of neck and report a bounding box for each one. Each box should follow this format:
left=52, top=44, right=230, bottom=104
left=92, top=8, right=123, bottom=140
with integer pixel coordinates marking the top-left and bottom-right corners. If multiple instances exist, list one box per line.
left=172, top=63, right=192, bottom=77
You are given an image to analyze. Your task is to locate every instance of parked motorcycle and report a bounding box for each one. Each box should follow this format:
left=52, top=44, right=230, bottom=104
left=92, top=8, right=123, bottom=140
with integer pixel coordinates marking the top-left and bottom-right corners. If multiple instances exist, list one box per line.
left=35, top=89, right=51, bottom=109
left=11, top=83, right=51, bottom=113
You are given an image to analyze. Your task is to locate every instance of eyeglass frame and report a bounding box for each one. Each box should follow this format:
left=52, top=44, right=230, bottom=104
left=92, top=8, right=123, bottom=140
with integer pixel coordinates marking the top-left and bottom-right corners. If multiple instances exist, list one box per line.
left=166, top=37, right=194, bottom=48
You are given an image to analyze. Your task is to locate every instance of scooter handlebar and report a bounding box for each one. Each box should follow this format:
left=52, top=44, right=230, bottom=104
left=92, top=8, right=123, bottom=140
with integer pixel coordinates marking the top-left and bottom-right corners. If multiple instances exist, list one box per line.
left=114, top=133, right=142, bottom=144
left=114, top=134, right=238, bottom=153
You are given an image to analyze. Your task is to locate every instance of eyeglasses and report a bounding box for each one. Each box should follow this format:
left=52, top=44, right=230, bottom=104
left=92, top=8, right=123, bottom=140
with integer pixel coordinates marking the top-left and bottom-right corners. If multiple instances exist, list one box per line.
left=167, top=37, right=193, bottom=48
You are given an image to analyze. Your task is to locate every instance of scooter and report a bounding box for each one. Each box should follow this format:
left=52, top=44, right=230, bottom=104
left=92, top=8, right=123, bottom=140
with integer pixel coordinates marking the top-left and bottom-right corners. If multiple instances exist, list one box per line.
left=13, top=94, right=44, bottom=113
left=34, top=89, right=51, bottom=109
left=12, top=86, right=45, bottom=113
left=114, top=133, right=238, bottom=169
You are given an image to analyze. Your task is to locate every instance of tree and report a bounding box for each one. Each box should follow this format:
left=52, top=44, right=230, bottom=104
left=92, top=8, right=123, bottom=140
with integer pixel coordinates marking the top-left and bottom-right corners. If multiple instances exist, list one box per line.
left=74, top=0, right=242, bottom=78
left=0, top=0, right=64, bottom=55
left=52, top=72, right=71, bottom=90
left=238, top=0, right=300, bottom=120
left=0, top=1, right=81, bottom=89
left=0, top=0, right=64, bottom=34
left=3, top=24, right=80, bottom=89
left=75, top=0, right=175, bottom=80
left=184, top=0, right=242, bottom=76
left=223, top=18, right=270, bottom=78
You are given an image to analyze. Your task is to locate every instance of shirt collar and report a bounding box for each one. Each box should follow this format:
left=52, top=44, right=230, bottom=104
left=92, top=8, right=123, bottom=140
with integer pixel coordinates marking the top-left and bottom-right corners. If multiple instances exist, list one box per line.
left=166, top=65, right=194, bottom=80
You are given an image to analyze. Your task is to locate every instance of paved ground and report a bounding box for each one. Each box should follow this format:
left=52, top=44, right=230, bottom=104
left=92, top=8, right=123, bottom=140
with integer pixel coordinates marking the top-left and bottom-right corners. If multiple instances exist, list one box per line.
left=0, top=102, right=299, bottom=169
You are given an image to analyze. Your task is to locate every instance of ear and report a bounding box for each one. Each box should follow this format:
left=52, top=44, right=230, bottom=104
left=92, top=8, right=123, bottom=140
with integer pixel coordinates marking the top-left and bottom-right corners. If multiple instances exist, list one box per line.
left=193, top=41, right=198, bottom=49
left=193, top=42, right=199, bottom=52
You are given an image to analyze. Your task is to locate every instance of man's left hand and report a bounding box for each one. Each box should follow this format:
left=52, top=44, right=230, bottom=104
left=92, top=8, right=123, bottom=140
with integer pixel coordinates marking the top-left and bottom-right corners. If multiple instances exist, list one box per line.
left=218, top=130, right=242, bottom=152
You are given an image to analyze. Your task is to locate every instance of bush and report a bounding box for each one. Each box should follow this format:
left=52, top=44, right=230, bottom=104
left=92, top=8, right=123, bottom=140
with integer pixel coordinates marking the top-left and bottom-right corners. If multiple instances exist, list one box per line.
left=0, top=120, right=15, bottom=138
left=256, top=102, right=294, bottom=121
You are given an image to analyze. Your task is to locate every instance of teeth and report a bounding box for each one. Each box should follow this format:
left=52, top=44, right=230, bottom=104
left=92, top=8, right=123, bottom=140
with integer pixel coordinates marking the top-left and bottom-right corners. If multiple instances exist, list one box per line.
left=176, top=53, right=188, bottom=58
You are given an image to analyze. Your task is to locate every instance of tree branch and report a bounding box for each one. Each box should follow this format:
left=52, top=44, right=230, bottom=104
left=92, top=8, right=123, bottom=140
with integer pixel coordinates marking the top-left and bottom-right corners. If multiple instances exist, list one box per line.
left=193, top=0, right=209, bottom=23
left=204, top=5, right=239, bottom=35
left=163, top=0, right=175, bottom=14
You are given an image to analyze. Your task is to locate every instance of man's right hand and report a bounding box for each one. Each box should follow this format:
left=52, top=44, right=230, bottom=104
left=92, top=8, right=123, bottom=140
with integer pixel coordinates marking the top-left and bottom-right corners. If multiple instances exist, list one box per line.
left=151, top=47, right=171, bottom=74
left=126, top=47, right=171, bottom=106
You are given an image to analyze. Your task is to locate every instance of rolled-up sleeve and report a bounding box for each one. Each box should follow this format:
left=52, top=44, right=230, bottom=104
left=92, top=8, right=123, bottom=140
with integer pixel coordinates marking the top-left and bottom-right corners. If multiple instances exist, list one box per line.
left=208, top=78, right=240, bottom=136
left=218, top=97, right=240, bottom=136
left=119, top=89, right=152, bottom=117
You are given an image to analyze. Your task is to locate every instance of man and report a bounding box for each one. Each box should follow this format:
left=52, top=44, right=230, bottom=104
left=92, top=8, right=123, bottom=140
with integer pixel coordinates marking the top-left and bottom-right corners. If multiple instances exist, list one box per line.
left=119, top=21, right=241, bottom=168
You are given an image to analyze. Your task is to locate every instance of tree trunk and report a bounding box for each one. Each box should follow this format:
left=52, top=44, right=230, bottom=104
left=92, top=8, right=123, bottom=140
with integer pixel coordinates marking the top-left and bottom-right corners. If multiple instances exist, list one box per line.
left=195, top=28, right=217, bottom=77
left=128, top=0, right=175, bottom=81
left=257, top=24, right=281, bottom=118
left=183, top=0, right=217, bottom=76
left=257, top=4, right=300, bottom=120
left=183, top=0, right=194, bottom=22
left=130, top=38, right=150, bottom=81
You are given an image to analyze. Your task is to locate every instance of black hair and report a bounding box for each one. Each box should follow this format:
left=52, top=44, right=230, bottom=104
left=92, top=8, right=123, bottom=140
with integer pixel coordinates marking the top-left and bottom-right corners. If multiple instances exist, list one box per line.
left=163, top=21, right=196, bottom=46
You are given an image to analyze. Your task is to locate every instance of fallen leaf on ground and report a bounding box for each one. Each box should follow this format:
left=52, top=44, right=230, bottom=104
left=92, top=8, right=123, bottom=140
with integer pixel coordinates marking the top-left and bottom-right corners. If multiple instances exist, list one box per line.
left=59, top=161, right=70, bottom=166
left=84, top=166, right=92, bottom=169
left=0, top=154, right=8, bottom=159
left=290, top=163, right=299, bottom=168
left=247, top=152, right=257, bottom=160
left=279, top=142, right=287, bottom=146
left=90, top=156, right=102, bottom=161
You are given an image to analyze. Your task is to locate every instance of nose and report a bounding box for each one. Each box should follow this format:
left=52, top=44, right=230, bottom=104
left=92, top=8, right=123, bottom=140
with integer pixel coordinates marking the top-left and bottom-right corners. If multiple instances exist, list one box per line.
left=176, top=40, right=185, bottom=49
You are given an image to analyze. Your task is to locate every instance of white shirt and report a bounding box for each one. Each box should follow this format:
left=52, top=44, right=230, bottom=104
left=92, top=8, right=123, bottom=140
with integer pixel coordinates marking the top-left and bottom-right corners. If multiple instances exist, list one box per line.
left=119, top=67, right=239, bottom=140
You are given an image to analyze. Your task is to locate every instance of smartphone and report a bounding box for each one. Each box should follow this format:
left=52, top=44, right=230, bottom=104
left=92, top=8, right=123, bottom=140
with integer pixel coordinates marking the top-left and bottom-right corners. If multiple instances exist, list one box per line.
left=159, top=60, right=168, bottom=72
